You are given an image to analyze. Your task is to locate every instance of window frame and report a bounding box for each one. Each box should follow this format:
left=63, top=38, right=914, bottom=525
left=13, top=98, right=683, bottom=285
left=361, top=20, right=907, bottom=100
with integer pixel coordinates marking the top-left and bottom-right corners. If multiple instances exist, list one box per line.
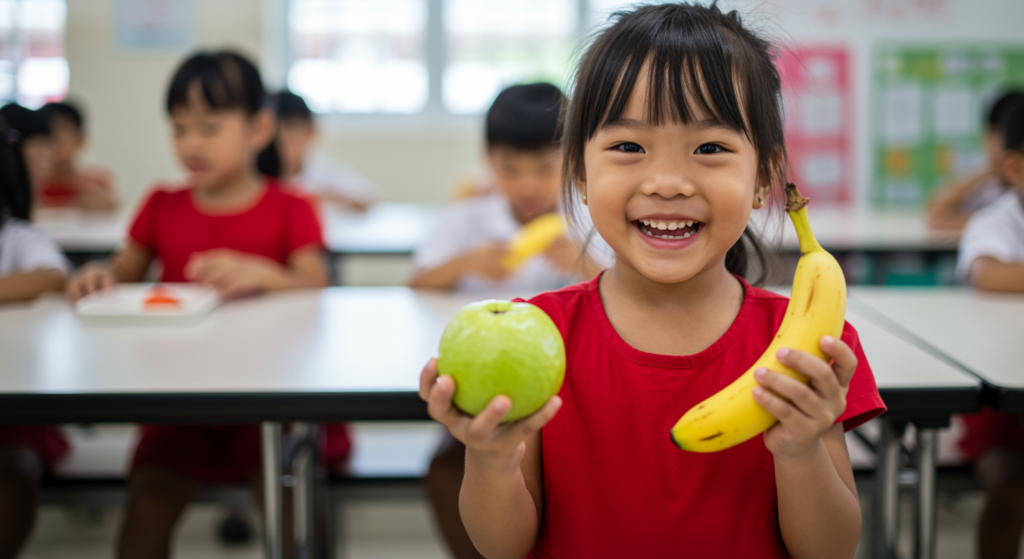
left=267, top=0, right=597, bottom=130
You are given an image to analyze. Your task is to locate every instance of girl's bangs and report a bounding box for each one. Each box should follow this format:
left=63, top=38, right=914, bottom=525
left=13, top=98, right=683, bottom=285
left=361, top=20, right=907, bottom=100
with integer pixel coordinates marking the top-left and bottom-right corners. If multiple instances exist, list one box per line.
left=166, top=55, right=252, bottom=114
left=594, top=47, right=750, bottom=139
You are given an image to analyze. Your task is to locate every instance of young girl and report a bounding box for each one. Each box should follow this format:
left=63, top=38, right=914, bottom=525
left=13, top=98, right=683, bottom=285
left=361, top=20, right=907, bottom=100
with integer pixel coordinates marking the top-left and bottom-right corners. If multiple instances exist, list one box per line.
left=0, top=110, right=69, bottom=559
left=419, top=5, right=885, bottom=558
left=36, top=101, right=118, bottom=212
left=65, top=51, right=345, bottom=558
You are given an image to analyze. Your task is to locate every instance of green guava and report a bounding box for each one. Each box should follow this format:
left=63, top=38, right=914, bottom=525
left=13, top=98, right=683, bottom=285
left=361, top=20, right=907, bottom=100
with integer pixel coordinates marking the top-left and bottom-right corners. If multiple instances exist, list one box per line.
left=438, top=300, right=566, bottom=422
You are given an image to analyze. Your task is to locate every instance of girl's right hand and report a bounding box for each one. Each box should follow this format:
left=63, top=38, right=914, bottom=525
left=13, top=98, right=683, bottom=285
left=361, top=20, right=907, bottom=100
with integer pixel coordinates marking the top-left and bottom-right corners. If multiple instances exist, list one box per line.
left=67, top=263, right=117, bottom=302
left=419, top=358, right=562, bottom=473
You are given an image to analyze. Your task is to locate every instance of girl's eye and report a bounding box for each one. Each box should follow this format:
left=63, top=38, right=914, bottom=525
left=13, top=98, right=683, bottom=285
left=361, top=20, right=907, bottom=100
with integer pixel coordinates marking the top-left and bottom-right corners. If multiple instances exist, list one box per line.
left=615, top=142, right=644, bottom=154
left=695, top=143, right=724, bottom=155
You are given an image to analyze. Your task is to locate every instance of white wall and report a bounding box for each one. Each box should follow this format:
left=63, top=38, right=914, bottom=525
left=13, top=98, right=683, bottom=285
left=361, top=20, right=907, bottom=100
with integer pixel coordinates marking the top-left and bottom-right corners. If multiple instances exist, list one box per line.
left=68, top=0, right=1024, bottom=209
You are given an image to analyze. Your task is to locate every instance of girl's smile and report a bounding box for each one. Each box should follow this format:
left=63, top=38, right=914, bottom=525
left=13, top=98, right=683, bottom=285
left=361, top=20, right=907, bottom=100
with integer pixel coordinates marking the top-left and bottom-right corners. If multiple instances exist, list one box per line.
left=633, top=217, right=703, bottom=249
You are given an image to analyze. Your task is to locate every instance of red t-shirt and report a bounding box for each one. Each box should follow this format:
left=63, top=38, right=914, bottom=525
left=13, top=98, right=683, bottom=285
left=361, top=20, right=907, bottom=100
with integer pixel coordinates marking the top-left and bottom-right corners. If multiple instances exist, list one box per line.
left=128, top=181, right=323, bottom=282
left=522, top=275, right=886, bottom=559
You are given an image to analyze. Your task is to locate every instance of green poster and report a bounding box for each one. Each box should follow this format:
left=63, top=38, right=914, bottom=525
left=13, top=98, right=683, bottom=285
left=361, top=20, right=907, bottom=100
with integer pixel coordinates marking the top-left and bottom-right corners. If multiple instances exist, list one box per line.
left=871, top=44, right=1024, bottom=209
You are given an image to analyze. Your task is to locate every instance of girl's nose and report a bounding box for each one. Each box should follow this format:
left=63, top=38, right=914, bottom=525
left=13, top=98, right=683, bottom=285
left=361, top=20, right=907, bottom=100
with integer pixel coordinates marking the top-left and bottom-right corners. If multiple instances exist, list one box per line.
left=639, top=157, right=697, bottom=199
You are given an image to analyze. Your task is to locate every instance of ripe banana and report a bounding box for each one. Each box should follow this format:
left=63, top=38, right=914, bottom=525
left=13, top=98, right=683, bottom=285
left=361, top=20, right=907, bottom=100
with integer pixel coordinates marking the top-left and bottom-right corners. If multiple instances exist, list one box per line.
left=670, top=183, right=847, bottom=453
left=502, top=213, right=566, bottom=270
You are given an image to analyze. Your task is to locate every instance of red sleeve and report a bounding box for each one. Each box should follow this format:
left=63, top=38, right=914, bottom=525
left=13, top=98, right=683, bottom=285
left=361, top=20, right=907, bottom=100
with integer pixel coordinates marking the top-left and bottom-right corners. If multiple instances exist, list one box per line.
left=837, top=321, right=887, bottom=431
left=284, top=195, right=324, bottom=254
left=127, top=189, right=166, bottom=251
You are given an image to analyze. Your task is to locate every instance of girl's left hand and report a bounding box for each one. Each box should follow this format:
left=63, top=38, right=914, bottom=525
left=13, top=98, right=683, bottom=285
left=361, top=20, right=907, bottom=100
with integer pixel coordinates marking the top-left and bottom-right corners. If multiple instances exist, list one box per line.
left=752, top=335, right=857, bottom=461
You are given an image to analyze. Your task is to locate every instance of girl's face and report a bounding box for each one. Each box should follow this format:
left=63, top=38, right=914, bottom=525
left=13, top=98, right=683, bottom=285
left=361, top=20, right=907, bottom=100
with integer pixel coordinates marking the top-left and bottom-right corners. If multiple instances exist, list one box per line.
left=22, top=136, right=53, bottom=188
left=581, top=80, right=764, bottom=285
left=170, top=92, right=274, bottom=190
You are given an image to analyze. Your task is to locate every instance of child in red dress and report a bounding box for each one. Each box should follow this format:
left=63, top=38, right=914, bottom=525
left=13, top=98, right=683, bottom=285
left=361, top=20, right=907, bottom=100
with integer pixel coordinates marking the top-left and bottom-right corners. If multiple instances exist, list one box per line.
left=67, top=51, right=347, bottom=558
left=419, top=4, right=885, bottom=558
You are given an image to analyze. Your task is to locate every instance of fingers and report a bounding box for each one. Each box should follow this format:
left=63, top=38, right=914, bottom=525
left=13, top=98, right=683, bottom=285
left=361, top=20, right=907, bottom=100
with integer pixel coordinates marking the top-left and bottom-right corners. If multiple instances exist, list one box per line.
left=465, top=395, right=513, bottom=444
left=776, top=347, right=843, bottom=404
left=418, top=359, right=439, bottom=401
left=819, top=336, right=857, bottom=388
left=424, top=375, right=466, bottom=429
left=754, top=367, right=827, bottom=420
left=504, top=396, right=562, bottom=442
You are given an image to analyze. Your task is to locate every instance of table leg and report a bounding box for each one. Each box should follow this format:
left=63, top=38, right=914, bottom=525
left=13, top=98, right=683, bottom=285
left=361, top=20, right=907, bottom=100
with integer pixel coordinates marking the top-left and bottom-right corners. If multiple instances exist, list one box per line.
left=914, top=428, right=938, bottom=559
left=292, top=422, right=318, bottom=558
left=874, top=417, right=903, bottom=559
left=262, top=422, right=285, bottom=559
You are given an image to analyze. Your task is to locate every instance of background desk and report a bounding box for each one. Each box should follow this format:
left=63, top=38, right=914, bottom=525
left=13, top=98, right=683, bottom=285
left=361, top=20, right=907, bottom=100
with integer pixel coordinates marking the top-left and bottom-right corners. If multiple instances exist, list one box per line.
left=851, top=287, right=1024, bottom=414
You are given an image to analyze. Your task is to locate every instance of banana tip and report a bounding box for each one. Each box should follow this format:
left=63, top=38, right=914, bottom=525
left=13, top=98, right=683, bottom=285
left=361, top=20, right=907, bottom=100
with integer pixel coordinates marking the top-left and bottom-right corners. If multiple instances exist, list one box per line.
left=670, top=430, right=687, bottom=451
left=784, top=183, right=809, bottom=212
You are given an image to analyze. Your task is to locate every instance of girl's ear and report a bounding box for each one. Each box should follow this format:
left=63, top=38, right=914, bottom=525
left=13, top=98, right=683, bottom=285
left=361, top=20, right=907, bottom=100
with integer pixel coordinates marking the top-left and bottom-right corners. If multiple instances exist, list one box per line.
left=754, top=148, right=784, bottom=209
left=575, top=169, right=588, bottom=206
left=251, top=108, right=277, bottom=152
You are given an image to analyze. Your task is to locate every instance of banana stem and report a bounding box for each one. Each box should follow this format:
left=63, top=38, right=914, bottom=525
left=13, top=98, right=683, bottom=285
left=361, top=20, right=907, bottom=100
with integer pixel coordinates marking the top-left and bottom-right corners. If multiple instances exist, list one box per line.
left=784, top=183, right=822, bottom=255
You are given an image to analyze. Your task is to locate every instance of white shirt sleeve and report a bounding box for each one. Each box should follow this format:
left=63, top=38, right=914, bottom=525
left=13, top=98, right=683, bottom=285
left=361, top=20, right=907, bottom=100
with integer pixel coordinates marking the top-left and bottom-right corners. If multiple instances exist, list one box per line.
left=413, top=202, right=480, bottom=271
left=955, top=192, right=1024, bottom=282
left=0, top=219, right=70, bottom=277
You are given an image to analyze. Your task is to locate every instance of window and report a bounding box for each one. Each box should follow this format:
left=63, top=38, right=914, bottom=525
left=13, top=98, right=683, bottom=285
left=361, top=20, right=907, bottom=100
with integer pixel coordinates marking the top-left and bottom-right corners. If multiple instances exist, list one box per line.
left=0, top=0, right=67, bottom=108
left=288, top=0, right=429, bottom=114
left=286, top=0, right=649, bottom=116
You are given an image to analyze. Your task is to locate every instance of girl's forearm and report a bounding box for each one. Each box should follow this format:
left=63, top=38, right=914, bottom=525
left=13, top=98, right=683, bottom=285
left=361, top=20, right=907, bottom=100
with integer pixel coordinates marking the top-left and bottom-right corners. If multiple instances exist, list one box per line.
left=460, top=452, right=540, bottom=559
left=776, top=440, right=861, bottom=559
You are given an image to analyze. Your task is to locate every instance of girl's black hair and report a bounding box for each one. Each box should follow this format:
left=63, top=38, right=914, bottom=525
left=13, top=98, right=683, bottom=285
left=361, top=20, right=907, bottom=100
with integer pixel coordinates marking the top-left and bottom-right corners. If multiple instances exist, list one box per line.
left=563, top=2, right=786, bottom=284
left=0, top=114, right=36, bottom=230
left=166, top=50, right=281, bottom=178
left=274, top=90, right=314, bottom=122
left=166, top=50, right=266, bottom=116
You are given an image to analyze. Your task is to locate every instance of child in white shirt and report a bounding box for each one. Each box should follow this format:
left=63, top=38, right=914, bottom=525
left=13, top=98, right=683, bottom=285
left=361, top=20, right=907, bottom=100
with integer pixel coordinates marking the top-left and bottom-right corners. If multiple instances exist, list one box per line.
left=957, top=105, right=1024, bottom=291
left=410, top=83, right=602, bottom=292
left=267, top=91, right=374, bottom=212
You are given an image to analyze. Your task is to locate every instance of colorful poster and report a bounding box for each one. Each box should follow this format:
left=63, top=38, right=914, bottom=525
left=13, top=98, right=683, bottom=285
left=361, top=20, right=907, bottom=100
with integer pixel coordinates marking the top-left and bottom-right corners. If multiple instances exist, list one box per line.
left=871, top=45, right=1024, bottom=208
left=778, top=46, right=854, bottom=206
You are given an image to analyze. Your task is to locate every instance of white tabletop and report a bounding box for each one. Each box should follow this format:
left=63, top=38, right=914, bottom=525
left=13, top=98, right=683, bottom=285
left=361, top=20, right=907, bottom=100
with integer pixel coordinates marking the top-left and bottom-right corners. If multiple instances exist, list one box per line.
left=33, top=203, right=442, bottom=256
left=851, top=288, right=1024, bottom=394
left=0, top=285, right=978, bottom=424
left=750, top=206, right=959, bottom=252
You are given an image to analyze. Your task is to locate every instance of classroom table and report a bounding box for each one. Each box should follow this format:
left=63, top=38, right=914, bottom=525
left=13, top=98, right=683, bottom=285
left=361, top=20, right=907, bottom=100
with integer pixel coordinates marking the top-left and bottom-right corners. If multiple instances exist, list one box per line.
left=0, top=286, right=980, bottom=558
left=33, top=203, right=442, bottom=265
left=851, top=287, right=1024, bottom=414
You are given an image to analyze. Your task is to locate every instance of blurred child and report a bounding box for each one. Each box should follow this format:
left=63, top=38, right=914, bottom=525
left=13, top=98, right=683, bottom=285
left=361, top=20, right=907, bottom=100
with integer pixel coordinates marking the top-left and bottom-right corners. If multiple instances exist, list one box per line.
left=957, top=106, right=1024, bottom=559
left=409, top=83, right=601, bottom=292
left=413, top=83, right=603, bottom=559
left=0, top=113, right=70, bottom=558
left=266, top=90, right=374, bottom=212
left=65, top=51, right=345, bottom=559
left=37, top=100, right=117, bottom=210
left=35, top=101, right=117, bottom=211
left=927, top=90, right=1024, bottom=230
left=419, top=4, right=885, bottom=558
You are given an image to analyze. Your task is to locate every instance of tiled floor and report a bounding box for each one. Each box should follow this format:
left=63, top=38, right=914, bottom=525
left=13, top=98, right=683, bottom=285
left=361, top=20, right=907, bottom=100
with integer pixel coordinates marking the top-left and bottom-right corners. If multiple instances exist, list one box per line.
left=17, top=489, right=1020, bottom=559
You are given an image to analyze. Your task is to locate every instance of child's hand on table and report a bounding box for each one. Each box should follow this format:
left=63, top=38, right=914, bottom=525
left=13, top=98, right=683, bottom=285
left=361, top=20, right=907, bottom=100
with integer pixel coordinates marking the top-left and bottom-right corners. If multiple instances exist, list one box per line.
left=419, top=358, right=562, bottom=472
left=67, top=263, right=117, bottom=301
left=752, top=335, right=857, bottom=461
left=462, top=242, right=512, bottom=282
left=185, top=249, right=280, bottom=298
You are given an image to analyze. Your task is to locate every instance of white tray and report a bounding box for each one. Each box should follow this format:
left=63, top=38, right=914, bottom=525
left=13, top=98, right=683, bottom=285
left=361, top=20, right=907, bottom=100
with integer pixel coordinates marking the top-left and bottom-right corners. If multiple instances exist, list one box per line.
left=75, top=283, right=220, bottom=324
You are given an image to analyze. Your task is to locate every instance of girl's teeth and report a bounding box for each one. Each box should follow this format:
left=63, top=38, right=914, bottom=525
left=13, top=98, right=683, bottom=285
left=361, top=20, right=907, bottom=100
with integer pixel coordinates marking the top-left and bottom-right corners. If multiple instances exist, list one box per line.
left=657, top=222, right=667, bottom=230
left=667, top=222, right=677, bottom=230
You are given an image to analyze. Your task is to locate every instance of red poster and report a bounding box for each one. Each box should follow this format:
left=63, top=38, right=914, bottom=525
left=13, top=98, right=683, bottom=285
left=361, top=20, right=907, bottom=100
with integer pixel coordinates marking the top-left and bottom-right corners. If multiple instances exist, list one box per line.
left=777, top=46, right=854, bottom=205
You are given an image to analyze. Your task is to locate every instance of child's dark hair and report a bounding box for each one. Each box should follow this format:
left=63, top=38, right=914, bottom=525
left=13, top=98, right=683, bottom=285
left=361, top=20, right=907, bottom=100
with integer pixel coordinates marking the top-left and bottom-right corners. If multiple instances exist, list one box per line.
left=166, top=50, right=266, bottom=116
left=486, top=83, right=565, bottom=151
left=986, top=90, right=1024, bottom=132
left=255, top=90, right=315, bottom=179
left=274, top=90, right=314, bottom=122
left=38, top=101, right=85, bottom=132
left=0, top=108, right=41, bottom=229
left=562, top=2, right=784, bottom=284
left=1003, top=106, right=1024, bottom=154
